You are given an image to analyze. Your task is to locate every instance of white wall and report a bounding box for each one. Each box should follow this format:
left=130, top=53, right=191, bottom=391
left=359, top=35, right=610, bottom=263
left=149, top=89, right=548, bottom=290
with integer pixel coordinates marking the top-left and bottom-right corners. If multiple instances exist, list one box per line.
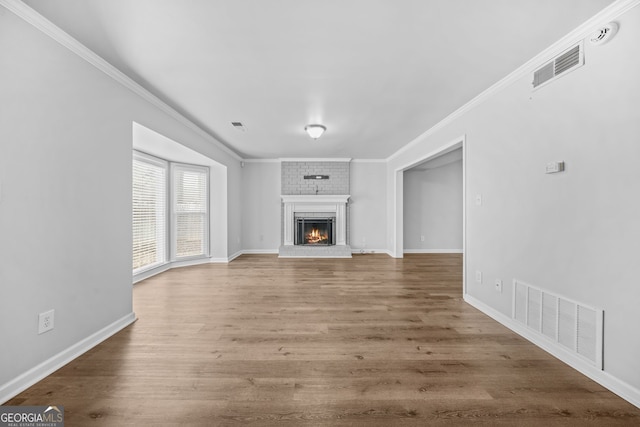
left=350, top=161, right=387, bottom=252
left=403, top=155, right=463, bottom=251
left=132, top=123, right=229, bottom=264
left=386, top=4, right=640, bottom=397
left=241, top=161, right=281, bottom=251
left=0, top=6, right=241, bottom=400
left=240, top=160, right=388, bottom=253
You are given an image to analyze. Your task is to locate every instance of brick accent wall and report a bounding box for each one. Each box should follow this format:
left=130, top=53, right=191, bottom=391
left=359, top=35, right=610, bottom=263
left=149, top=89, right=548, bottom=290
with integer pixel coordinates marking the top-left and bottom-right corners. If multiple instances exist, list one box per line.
left=280, top=161, right=351, bottom=245
left=281, top=161, right=350, bottom=195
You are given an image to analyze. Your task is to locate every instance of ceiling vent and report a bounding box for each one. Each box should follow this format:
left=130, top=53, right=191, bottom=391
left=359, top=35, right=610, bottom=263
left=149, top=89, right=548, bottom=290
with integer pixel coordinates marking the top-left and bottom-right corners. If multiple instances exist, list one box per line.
left=532, top=42, right=583, bottom=90
left=231, top=122, right=246, bottom=131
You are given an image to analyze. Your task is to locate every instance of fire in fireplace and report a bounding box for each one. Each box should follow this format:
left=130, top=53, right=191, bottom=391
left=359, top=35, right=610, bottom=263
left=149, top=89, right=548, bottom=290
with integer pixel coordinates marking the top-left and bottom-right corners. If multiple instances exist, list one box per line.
left=295, top=217, right=335, bottom=245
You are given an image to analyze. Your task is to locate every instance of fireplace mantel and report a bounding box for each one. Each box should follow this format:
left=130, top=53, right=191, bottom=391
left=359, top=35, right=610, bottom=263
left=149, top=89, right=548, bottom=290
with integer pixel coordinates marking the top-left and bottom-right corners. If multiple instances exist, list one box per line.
left=281, top=195, right=350, bottom=247
left=281, top=195, right=350, bottom=204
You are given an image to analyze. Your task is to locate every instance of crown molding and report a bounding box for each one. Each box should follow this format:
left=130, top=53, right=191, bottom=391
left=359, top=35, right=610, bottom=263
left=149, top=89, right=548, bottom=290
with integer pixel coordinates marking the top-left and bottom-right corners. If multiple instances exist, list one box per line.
left=241, top=158, right=282, bottom=163
left=243, top=158, right=384, bottom=163
left=387, top=0, right=640, bottom=163
left=279, top=158, right=352, bottom=163
left=351, top=158, right=387, bottom=163
left=0, top=0, right=243, bottom=162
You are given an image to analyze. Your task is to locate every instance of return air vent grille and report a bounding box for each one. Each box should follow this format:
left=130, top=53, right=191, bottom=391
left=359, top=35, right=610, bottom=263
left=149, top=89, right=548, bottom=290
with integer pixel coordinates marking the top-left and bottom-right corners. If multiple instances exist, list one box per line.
left=513, top=280, right=603, bottom=369
left=532, top=43, right=583, bottom=89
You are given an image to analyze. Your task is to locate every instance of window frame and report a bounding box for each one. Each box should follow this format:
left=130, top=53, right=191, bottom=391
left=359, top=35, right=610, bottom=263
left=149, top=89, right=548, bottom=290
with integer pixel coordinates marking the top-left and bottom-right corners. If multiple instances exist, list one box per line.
left=170, top=162, right=210, bottom=262
left=132, top=151, right=169, bottom=275
left=132, top=150, right=210, bottom=278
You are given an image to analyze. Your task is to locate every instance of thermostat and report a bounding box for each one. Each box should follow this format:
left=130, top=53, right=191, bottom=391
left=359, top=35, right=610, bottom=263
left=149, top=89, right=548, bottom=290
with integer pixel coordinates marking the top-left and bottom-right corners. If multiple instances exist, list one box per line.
left=545, top=161, right=565, bottom=174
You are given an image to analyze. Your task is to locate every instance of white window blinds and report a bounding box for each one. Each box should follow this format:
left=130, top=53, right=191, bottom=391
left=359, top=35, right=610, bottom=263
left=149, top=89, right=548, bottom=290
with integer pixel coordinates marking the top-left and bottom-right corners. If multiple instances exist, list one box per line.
left=132, top=152, right=168, bottom=273
left=172, top=164, right=209, bottom=259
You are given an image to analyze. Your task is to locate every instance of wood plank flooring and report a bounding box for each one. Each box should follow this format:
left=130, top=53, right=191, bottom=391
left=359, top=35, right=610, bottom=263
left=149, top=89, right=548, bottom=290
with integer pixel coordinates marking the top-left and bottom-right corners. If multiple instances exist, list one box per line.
left=7, top=254, right=640, bottom=425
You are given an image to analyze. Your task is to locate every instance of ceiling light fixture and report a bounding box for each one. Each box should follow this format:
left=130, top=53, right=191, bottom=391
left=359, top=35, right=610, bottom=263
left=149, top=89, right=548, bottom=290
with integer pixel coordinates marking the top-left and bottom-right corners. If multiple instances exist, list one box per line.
left=305, top=124, right=326, bottom=139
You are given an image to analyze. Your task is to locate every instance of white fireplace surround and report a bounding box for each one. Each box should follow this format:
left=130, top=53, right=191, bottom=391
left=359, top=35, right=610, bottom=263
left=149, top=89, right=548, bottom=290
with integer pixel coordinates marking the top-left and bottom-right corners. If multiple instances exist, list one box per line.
left=281, top=195, right=350, bottom=246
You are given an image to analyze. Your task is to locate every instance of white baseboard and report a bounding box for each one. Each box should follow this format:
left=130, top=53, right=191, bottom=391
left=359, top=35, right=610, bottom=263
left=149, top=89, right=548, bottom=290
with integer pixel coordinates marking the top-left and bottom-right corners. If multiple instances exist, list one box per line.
left=134, top=257, right=214, bottom=283
left=403, top=249, right=463, bottom=254
left=226, top=251, right=243, bottom=262
left=0, top=312, right=137, bottom=404
left=241, top=249, right=279, bottom=255
left=170, top=257, right=213, bottom=269
left=351, top=248, right=393, bottom=256
left=133, top=264, right=171, bottom=284
left=464, top=294, right=640, bottom=409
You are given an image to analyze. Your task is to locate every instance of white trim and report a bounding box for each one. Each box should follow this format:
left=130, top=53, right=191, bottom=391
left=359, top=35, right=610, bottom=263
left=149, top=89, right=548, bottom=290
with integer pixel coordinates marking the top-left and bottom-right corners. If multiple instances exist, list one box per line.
left=391, top=136, right=465, bottom=258
left=395, top=138, right=464, bottom=172
left=226, top=251, right=244, bottom=262
left=392, top=170, right=404, bottom=258
left=464, top=294, right=640, bottom=409
left=351, top=249, right=394, bottom=256
left=281, top=195, right=351, bottom=204
left=243, top=158, right=385, bottom=164
left=0, top=0, right=242, bottom=162
left=133, top=263, right=171, bottom=284
left=234, top=248, right=394, bottom=256
left=241, top=159, right=282, bottom=163
left=0, top=312, right=136, bottom=404
left=403, top=249, right=463, bottom=254
left=462, top=137, right=467, bottom=295
left=351, top=159, right=387, bottom=163
left=170, top=257, right=212, bottom=269
left=278, top=254, right=352, bottom=259
left=170, top=162, right=210, bottom=261
left=386, top=0, right=640, bottom=162
left=134, top=257, right=224, bottom=283
left=132, top=150, right=169, bottom=278
left=281, top=195, right=350, bottom=247
left=279, top=158, right=352, bottom=163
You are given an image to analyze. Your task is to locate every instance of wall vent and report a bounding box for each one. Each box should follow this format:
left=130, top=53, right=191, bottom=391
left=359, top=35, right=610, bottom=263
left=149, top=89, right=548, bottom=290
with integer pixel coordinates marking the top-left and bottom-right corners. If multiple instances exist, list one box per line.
left=513, top=280, right=603, bottom=369
left=532, top=42, right=584, bottom=89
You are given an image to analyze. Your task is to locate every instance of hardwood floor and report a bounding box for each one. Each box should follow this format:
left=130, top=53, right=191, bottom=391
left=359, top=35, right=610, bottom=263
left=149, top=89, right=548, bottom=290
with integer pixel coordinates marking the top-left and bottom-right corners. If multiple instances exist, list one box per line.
left=7, top=254, right=640, bottom=425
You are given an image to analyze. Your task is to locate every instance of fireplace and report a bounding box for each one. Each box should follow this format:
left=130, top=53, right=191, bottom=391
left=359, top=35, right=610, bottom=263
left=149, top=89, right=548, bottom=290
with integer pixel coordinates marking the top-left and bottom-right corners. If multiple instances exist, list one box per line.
left=295, top=217, right=335, bottom=246
left=280, top=195, right=351, bottom=257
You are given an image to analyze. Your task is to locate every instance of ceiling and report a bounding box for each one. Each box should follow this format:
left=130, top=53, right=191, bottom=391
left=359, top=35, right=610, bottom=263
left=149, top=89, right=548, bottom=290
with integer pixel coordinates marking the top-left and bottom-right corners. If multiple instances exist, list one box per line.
left=23, top=0, right=614, bottom=159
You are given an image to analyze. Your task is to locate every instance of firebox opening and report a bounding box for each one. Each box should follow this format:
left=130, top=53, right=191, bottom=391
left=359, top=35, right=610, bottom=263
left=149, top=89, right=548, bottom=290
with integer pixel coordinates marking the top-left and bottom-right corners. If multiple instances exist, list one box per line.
left=295, top=217, right=335, bottom=246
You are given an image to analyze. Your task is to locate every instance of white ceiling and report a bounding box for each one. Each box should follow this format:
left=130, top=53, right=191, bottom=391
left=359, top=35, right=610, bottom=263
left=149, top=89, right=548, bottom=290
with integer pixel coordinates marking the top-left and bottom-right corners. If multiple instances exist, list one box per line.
left=24, top=0, right=614, bottom=159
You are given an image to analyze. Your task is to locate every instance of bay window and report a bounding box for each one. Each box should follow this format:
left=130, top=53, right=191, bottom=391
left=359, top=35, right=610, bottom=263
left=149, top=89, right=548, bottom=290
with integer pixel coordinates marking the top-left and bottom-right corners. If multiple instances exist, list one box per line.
left=132, top=151, right=209, bottom=276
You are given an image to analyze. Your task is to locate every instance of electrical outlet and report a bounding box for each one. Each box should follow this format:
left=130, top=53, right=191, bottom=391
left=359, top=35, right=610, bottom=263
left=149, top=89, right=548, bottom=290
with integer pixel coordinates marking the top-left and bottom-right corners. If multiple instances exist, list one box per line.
left=38, top=309, right=55, bottom=334
left=475, top=270, right=482, bottom=284
left=495, top=279, right=503, bottom=293
left=420, top=235, right=425, bottom=242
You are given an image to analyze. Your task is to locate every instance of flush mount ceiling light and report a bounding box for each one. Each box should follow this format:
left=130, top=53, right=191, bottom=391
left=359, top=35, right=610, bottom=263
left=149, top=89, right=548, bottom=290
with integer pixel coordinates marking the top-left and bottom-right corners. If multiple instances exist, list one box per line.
left=304, top=124, right=326, bottom=139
